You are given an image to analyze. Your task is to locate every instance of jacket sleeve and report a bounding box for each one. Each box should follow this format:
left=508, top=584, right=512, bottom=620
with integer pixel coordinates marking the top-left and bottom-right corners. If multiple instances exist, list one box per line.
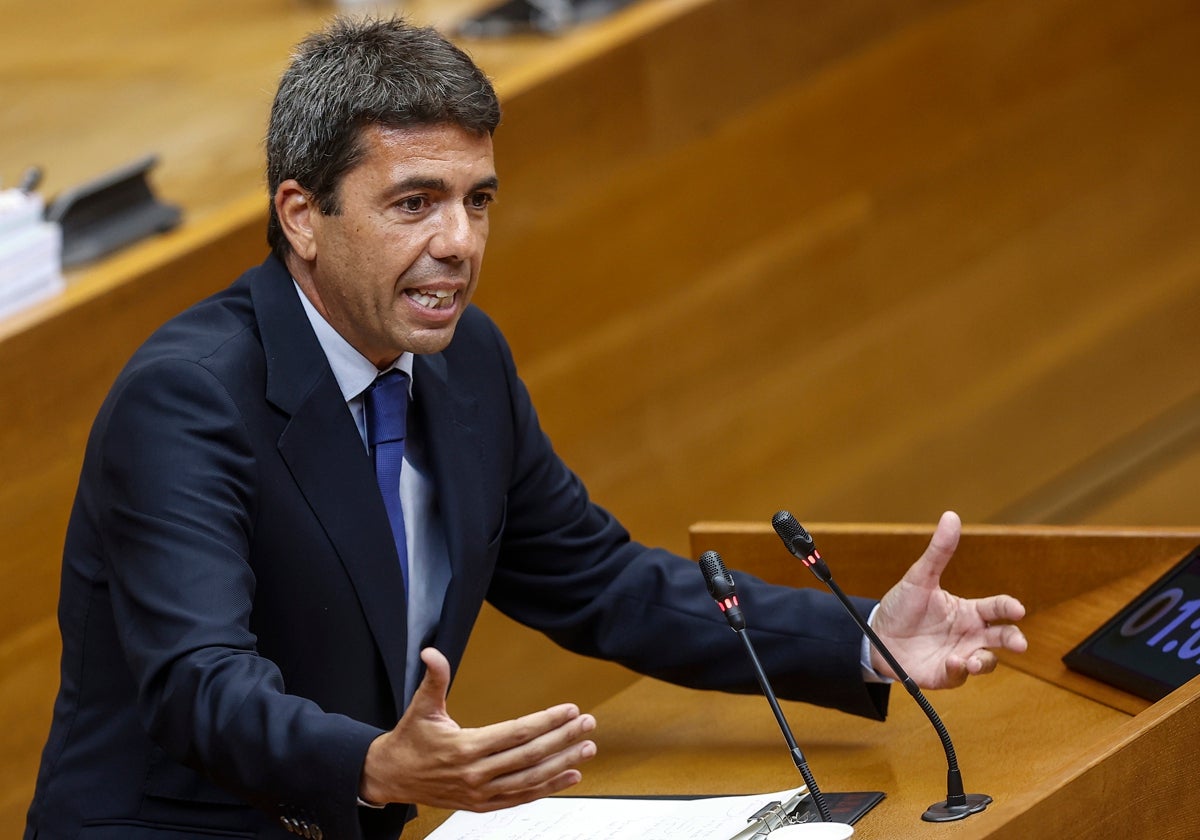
left=95, top=355, right=381, bottom=838
left=473, top=316, right=889, bottom=721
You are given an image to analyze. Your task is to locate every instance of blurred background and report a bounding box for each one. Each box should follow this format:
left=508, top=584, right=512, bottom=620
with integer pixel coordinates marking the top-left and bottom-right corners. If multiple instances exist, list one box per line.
left=2, top=0, right=1198, bottom=831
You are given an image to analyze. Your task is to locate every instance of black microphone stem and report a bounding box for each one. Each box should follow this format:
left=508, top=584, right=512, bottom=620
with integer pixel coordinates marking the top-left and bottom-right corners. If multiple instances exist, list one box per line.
left=771, top=510, right=991, bottom=822
left=820, top=575, right=968, bottom=810
left=735, top=628, right=833, bottom=822
left=699, top=550, right=835, bottom=823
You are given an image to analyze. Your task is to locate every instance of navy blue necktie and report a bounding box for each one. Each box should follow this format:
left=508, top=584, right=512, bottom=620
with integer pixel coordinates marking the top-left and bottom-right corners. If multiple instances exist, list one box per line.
left=364, top=370, right=410, bottom=593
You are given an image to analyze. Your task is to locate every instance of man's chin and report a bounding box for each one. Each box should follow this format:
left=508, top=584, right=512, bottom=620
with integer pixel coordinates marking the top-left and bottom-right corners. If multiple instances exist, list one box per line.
left=401, top=324, right=460, bottom=356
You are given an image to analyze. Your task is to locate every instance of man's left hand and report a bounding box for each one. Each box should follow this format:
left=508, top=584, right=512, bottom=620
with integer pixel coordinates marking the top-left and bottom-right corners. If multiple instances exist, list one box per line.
left=870, top=511, right=1027, bottom=689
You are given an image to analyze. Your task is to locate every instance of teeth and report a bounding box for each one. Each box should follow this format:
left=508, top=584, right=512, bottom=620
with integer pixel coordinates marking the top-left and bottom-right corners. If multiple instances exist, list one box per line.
left=406, top=288, right=456, bottom=310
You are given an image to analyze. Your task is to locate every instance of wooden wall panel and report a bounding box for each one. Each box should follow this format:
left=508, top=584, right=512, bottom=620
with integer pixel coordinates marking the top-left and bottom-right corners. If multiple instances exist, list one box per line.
left=472, top=0, right=1200, bottom=555
left=3, top=0, right=1200, bottom=834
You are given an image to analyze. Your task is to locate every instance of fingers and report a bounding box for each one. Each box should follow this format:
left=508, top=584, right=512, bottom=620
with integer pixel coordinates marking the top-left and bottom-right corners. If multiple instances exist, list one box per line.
left=475, top=700, right=592, bottom=763
left=366, top=651, right=600, bottom=812
left=407, top=647, right=453, bottom=718
left=473, top=768, right=587, bottom=813
left=936, top=625, right=1024, bottom=690
left=974, top=595, right=1029, bottom=653
left=907, top=510, right=962, bottom=586
left=964, top=649, right=998, bottom=676
left=441, top=711, right=597, bottom=812
left=472, top=717, right=598, bottom=807
left=986, top=622, right=1028, bottom=654
left=943, top=647, right=999, bottom=686
left=977, top=593, right=1027, bottom=624
left=420, top=646, right=452, bottom=688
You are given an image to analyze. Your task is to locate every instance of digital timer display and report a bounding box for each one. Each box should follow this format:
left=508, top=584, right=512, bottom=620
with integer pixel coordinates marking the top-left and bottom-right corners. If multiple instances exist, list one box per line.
left=1063, top=545, right=1200, bottom=701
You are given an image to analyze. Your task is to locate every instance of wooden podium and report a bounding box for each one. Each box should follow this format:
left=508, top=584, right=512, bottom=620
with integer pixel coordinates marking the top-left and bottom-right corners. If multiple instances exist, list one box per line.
left=409, top=522, right=1200, bottom=839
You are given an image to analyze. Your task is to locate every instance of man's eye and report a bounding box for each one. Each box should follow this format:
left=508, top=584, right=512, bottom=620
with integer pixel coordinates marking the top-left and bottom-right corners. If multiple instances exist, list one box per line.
left=469, top=192, right=495, bottom=210
left=399, top=196, right=427, bottom=212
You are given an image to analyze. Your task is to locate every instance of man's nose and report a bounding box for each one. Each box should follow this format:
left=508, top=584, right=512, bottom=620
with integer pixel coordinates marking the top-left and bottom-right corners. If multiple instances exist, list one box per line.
left=428, top=204, right=482, bottom=262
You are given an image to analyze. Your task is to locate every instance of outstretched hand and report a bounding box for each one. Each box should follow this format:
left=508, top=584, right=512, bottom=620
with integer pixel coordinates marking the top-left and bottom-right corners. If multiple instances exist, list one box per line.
left=870, top=511, right=1027, bottom=689
left=359, top=648, right=597, bottom=811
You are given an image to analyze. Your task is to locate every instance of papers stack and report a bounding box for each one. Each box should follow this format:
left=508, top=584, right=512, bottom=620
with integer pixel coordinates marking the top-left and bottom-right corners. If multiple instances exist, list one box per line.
left=0, top=187, right=65, bottom=320
left=426, top=788, right=810, bottom=840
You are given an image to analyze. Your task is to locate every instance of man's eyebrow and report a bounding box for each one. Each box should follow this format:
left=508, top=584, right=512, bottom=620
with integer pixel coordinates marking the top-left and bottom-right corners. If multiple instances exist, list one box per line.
left=383, top=175, right=499, bottom=198
left=386, top=176, right=448, bottom=196
left=473, top=176, right=500, bottom=193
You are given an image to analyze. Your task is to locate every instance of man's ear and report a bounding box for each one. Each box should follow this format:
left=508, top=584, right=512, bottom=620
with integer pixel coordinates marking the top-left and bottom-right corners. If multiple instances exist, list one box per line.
left=275, top=180, right=319, bottom=261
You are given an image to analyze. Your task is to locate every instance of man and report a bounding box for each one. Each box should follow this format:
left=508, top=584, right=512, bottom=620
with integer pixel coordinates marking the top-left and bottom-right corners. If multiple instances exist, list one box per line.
left=25, top=16, right=1026, bottom=840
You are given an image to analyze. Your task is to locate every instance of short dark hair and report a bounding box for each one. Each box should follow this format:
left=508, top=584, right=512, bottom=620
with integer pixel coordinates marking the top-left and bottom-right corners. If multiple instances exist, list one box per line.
left=265, top=16, right=501, bottom=260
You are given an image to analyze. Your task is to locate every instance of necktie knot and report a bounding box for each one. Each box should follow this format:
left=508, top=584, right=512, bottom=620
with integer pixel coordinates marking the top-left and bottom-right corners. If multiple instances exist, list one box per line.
left=365, top=370, right=409, bottom=448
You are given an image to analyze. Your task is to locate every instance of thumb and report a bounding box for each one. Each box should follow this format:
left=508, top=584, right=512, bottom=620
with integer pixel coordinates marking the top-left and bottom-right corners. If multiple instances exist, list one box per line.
left=407, top=647, right=453, bottom=719
left=908, top=510, right=961, bottom=587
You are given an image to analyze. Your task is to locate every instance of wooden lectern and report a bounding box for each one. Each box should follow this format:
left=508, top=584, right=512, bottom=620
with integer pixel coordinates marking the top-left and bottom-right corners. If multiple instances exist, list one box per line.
left=410, top=522, right=1200, bottom=839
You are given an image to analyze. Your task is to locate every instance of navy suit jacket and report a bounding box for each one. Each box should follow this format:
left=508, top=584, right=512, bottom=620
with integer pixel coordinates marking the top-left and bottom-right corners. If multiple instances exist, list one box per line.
left=26, top=256, right=887, bottom=840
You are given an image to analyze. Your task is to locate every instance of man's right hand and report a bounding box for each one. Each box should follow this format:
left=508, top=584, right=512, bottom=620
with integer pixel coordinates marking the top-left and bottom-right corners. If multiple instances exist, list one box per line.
left=358, top=647, right=597, bottom=811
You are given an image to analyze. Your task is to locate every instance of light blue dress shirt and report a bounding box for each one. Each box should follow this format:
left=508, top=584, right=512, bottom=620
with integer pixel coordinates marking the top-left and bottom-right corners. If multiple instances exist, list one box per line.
left=293, top=282, right=451, bottom=708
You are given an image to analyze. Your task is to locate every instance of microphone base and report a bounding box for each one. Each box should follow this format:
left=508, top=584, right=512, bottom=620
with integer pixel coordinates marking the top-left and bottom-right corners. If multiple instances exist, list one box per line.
left=921, top=793, right=992, bottom=822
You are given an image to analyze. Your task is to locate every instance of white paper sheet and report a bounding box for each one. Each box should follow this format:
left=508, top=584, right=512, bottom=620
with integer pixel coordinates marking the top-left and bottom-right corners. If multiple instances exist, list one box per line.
left=425, top=787, right=806, bottom=840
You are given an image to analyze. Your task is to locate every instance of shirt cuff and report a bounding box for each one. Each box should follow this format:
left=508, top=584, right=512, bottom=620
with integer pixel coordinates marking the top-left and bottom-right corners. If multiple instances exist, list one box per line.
left=860, top=603, right=893, bottom=684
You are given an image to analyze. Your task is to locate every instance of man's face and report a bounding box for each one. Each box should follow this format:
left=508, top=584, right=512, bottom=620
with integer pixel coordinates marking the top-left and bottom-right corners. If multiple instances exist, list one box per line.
left=286, top=122, right=498, bottom=367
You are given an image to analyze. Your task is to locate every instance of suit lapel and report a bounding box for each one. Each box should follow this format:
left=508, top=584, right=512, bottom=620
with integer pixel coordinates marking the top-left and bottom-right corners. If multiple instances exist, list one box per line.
left=411, top=351, right=496, bottom=674
left=250, top=259, right=410, bottom=717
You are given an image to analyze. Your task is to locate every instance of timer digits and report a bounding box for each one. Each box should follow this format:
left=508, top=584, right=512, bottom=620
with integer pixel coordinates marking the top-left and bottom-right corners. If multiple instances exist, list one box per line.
left=1119, top=588, right=1200, bottom=663
left=1064, top=546, right=1200, bottom=702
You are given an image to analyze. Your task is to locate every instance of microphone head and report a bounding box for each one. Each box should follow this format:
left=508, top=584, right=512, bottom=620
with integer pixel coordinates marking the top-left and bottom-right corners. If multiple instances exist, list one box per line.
left=772, top=510, right=816, bottom=557
left=699, top=550, right=745, bottom=630
left=699, top=550, right=734, bottom=599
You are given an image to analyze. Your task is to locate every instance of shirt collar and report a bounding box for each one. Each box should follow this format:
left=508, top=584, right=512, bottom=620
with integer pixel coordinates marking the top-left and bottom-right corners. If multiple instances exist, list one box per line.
left=292, top=280, right=415, bottom=402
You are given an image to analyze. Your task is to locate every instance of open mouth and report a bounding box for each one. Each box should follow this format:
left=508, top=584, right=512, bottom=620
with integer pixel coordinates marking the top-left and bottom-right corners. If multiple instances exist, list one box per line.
left=405, top=288, right=456, bottom=310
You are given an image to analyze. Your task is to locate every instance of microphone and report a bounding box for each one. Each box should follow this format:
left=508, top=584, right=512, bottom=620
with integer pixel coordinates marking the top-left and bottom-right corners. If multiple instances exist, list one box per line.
left=770, top=510, right=991, bottom=822
left=699, top=550, right=833, bottom=822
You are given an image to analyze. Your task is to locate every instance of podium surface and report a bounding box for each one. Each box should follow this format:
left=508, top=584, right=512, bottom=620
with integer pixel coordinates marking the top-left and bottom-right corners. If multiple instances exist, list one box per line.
left=410, top=522, right=1200, bottom=839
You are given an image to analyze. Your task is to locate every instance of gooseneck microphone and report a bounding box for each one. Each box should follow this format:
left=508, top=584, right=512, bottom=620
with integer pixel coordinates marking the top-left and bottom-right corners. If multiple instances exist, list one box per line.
left=770, top=510, right=991, bottom=822
left=699, top=550, right=833, bottom=822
